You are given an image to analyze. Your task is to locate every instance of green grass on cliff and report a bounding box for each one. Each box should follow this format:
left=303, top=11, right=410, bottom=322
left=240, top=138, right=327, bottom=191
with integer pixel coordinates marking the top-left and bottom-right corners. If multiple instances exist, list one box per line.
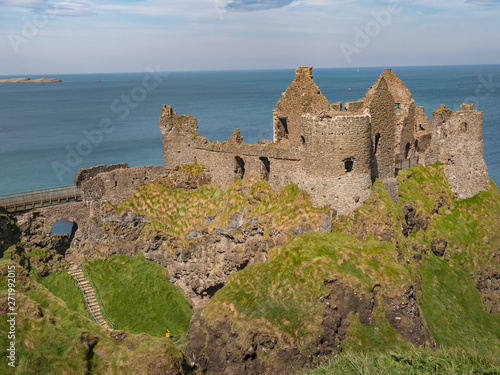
left=35, top=270, right=89, bottom=318
left=199, top=163, right=500, bottom=371
left=298, top=347, right=500, bottom=375
left=205, top=231, right=412, bottom=350
left=0, top=260, right=190, bottom=375
left=84, top=253, right=193, bottom=340
left=114, top=176, right=330, bottom=250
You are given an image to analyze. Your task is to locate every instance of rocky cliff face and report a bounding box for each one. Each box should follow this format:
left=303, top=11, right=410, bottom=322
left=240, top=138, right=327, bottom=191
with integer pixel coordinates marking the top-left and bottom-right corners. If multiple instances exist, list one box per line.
left=0, top=213, right=21, bottom=257
left=69, top=182, right=333, bottom=307
left=182, top=164, right=500, bottom=374
left=11, top=163, right=500, bottom=374
left=16, top=167, right=332, bottom=308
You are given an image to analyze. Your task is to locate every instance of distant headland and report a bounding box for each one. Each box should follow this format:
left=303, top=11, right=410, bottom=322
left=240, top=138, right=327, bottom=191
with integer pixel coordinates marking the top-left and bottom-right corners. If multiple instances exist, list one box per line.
left=0, top=77, right=62, bottom=83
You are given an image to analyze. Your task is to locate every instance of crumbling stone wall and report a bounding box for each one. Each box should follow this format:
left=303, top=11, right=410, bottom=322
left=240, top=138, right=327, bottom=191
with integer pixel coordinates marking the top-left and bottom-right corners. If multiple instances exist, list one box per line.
left=74, top=163, right=128, bottom=187
left=414, top=106, right=433, bottom=157
left=347, top=69, right=432, bottom=169
left=299, top=114, right=373, bottom=214
left=159, top=66, right=491, bottom=215
left=79, top=165, right=165, bottom=205
left=273, top=66, right=335, bottom=146
left=367, top=77, right=397, bottom=181
left=159, top=106, right=372, bottom=214
left=428, top=104, right=490, bottom=199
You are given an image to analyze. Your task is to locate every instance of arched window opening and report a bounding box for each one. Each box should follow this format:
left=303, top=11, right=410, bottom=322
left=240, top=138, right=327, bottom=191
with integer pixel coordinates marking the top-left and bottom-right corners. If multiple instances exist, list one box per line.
left=50, top=219, right=77, bottom=236
left=234, top=156, right=245, bottom=179
left=301, top=136, right=305, bottom=146
left=344, top=158, right=354, bottom=173
left=259, top=157, right=270, bottom=182
left=404, top=142, right=411, bottom=159
left=279, top=117, right=289, bottom=139
left=50, top=220, right=78, bottom=256
left=374, top=133, right=381, bottom=154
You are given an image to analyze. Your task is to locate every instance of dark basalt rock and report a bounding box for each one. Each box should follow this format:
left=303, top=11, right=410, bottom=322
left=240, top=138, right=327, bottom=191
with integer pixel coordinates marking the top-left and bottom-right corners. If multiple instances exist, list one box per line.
left=430, top=237, right=448, bottom=257
left=402, top=204, right=428, bottom=237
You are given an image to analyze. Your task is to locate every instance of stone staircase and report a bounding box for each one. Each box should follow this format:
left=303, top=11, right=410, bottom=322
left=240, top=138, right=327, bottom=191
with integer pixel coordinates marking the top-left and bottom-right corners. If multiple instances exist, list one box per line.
left=68, top=264, right=110, bottom=329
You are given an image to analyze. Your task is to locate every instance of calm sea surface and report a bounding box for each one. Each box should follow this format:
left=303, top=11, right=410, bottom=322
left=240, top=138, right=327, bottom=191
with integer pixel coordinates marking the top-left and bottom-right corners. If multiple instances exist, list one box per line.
left=0, top=65, right=499, bottom=195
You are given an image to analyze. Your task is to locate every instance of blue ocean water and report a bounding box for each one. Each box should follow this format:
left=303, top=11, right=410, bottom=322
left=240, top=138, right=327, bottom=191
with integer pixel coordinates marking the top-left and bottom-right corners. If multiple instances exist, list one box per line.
left=0, top=65, right=499, bottom=195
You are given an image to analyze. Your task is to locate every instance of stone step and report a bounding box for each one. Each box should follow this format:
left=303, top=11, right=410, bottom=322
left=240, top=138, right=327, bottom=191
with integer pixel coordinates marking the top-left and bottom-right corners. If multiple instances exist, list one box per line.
left=69, top=265, right=110, bottom=329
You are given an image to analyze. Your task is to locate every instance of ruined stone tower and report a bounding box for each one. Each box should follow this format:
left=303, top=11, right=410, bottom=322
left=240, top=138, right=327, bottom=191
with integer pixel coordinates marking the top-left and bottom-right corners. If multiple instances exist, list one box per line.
left=159, top=66, right=490, bottom=215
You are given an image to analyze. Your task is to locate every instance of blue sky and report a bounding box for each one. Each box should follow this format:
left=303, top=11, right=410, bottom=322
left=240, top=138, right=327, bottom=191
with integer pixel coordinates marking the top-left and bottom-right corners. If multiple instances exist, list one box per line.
left=0, top=0, right=499, bottom=74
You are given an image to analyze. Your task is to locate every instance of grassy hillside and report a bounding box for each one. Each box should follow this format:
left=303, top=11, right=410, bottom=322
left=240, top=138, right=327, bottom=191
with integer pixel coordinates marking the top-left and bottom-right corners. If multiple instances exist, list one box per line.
left=299, top=347, right=499, bottom=375
left=85, top=254, right=193, bottom=341
left=192, top=164, right=500, bottom=372
left=36, top=269, right=89, bottom=318
left=0, top=259, right=193, bottom=375
left=115, top=178, right=331, bottom=250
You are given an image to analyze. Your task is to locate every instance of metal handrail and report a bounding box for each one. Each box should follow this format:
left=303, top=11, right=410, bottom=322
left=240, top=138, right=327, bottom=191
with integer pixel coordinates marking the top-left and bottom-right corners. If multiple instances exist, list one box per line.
left=0, top=185, right=81, bottom=209
left=395, top=157, right=419, bottom=171
left=81, top=264, right=116, bottom=330
left=68, top=267, right=100, bottom=324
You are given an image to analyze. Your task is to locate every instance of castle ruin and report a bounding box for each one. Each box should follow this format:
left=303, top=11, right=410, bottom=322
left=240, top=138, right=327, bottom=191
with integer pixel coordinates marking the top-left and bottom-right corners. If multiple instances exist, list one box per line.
left=159, top=67, right=490, bottom=215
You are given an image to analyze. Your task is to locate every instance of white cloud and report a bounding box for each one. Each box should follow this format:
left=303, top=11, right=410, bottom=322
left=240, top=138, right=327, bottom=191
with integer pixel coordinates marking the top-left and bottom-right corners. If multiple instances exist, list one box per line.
left=465, top=0, right=500, bottom=5
left=0, top=0, right=96, bottom=16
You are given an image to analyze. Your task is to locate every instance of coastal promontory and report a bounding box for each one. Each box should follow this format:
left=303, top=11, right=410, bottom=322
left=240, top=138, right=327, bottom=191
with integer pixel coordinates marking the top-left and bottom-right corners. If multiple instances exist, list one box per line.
left=0, top=77, right=62, bottom=83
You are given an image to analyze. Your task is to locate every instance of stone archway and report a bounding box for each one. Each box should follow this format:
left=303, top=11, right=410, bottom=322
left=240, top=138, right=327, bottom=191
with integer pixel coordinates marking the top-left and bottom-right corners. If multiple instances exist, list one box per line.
left=14, top=202, right=90, bottom=255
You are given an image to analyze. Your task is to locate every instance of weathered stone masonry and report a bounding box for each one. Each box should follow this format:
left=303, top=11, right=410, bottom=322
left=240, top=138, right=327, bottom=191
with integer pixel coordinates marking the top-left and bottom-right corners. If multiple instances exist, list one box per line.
left=159, top=66, right=490, bottom=215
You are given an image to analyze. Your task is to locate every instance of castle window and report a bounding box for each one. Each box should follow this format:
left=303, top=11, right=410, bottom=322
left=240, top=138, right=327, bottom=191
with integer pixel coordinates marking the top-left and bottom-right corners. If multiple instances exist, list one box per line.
left=415, top=139, right=419, bottom=151
left=301, top=136, right=305, bottom=146
left=259, top=157, right=270, bottom=182
left=279, top=117, right=289, bottom=139
left=234, top=156, right=245, bottom=179
left=344, top=158, right=354, bottom=173
left=404, top=142, right=411, bottom=159
left=462, top=122, right=468, bottom=132
left=374, top=133, right=380, bottom=154
left=396, top=103, right=401, bottom=113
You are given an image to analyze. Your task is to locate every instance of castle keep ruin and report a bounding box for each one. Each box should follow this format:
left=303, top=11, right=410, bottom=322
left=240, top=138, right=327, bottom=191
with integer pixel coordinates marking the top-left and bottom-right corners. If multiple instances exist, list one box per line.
left=159, top=67, right=490, bottom=215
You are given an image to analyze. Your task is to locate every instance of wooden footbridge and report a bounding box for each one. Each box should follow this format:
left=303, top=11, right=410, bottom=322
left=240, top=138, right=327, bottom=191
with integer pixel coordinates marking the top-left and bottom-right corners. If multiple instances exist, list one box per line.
left=0, top=185, right=82, bottom=213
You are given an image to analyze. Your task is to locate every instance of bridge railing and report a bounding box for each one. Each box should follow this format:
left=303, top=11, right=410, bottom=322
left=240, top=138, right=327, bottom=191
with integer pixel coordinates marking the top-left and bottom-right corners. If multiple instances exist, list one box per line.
left=0, top=185, right=81, bottom=210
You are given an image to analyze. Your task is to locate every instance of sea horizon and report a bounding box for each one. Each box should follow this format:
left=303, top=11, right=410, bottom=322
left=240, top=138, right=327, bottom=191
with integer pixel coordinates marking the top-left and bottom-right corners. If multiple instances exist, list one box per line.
left=1, top=64, right=499, bottom=195
left=1, top=63, right=500, bottom=78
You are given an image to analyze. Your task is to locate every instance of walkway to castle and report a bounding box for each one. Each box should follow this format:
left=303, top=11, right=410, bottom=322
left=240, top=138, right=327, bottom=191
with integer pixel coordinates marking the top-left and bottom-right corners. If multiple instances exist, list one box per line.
left=0, top=185, right=82, bottom=213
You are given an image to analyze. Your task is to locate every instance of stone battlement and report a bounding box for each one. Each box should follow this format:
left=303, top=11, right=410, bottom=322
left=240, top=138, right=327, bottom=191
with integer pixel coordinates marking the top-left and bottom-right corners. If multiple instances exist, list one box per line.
left=159, top=67, right=490, bottom=215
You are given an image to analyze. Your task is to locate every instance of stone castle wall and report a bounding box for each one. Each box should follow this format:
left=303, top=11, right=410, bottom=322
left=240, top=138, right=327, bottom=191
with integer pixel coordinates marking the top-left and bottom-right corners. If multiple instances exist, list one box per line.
left=429, top=104, right=490, bottom=199
left=79, top=165, right=165, bottom=205
left=298, top=114, right=373, bottom=214
left=159, top=66, right=490, bottom=215
left=273, top=66, right=335, bottom=146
